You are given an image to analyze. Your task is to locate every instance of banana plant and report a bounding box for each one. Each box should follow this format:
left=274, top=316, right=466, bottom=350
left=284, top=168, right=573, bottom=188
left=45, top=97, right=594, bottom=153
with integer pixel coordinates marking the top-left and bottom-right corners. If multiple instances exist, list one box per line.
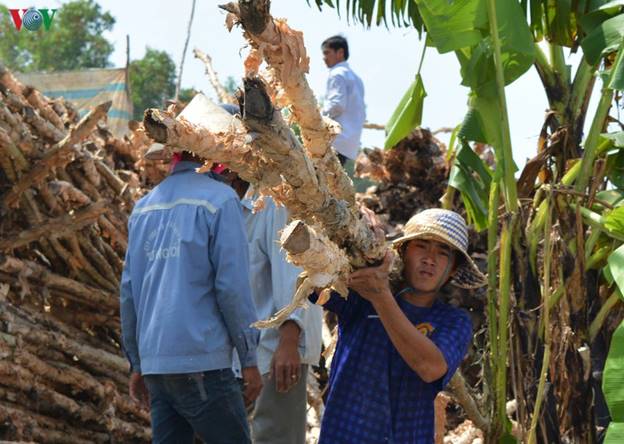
left=309, top=0, right=624, bottom=442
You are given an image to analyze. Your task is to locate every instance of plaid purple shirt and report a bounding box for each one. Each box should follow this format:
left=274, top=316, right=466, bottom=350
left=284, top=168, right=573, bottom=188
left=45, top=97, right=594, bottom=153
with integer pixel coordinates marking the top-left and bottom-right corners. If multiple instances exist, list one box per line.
left=312, top=291, right=472, bottom=444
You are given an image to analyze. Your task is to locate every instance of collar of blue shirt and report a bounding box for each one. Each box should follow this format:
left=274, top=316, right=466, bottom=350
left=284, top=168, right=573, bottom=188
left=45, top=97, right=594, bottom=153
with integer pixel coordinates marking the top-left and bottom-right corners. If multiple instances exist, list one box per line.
left=171, top=160, right=201, bottom=174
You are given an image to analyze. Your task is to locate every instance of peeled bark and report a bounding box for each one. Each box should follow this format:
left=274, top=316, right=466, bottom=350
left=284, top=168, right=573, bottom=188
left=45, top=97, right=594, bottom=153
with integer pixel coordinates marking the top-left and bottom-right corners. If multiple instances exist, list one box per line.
left=144, top=77, right=385, bottom=268
left=254, top=220, right=350, bottom=328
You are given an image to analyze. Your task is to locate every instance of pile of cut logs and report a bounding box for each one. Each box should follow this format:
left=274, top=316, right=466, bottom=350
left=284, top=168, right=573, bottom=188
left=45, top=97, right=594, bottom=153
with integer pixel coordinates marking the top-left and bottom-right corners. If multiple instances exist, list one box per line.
left=0, top=63, right=154, bottom=442
left=354, top=128, right=450, bottom=231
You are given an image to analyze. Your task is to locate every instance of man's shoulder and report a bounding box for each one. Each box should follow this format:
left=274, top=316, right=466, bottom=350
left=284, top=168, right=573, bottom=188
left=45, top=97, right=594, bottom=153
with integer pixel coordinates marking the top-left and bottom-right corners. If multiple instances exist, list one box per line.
left=134, top=173, right=239, bottom=213
left=330, top=65, right=351, bottom=78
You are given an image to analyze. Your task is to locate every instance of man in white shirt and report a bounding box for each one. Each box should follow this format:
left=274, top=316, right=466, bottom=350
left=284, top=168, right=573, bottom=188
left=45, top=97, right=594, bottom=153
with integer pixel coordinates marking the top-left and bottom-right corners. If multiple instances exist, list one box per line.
left=322, top=35, right=366, bottom=164
left=217, top=104, right=323, bottom=444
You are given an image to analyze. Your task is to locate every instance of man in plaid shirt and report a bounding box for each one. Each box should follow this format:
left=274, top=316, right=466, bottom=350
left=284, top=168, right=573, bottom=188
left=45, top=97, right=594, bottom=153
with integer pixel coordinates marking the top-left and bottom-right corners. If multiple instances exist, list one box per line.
left=311, top=209, right=486, bottom=443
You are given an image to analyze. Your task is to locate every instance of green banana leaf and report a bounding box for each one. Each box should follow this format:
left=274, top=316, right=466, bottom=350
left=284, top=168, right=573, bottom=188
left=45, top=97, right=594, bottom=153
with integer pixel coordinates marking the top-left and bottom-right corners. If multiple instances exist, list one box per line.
left=596, top=190, right=624, bottom=207
left=607, top=151, right=624, bottom=188
left=310, top=0, right=425, bottom=28
left=579, top=0, right=624, bottom=35
left=605, top=421, right=624, bottom=444
left=415, top=0, right=487, bottom=53
left=452, top=0, right=533, bottom=155
left=384, top=74, right=426, bottom=149
left=608, top=37, right=624, bottom=90
left=448, top=140, right=493, bottom=231
left=607, top=244, right=624, bottom=291
left=543, top=0, right=577, bottom=46
left=604, top=233, right=624, bottom=442
left=581, top=13, right=624, bottom=64
left=417, top=0, right=534, bottom=86
left=603, top=316, right=624, bottom=443
left=605, top=207, right=624, bottom=238
left=602, top=131, right=624, bottom=147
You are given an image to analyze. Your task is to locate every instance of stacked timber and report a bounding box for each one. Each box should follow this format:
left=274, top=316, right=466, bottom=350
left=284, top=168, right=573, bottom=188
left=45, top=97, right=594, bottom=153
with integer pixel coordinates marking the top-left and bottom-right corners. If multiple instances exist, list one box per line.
left=354, top=128, right=449, bottom=231
left=0, top=64, right=151, bottom=443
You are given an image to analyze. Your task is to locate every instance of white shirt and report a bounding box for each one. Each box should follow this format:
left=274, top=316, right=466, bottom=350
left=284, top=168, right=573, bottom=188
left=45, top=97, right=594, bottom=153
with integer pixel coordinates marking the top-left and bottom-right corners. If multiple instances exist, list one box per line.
left=322, top=61, right=366, bottom=160
left=234, top=193, right=323, bottom=376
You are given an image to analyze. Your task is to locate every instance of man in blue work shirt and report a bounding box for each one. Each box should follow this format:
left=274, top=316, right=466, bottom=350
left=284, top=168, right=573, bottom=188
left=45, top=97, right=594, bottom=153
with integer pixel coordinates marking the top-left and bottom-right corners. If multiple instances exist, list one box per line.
left=322, top=35, right=366, bottom=164
left=120, top=138, right=262, bottom=442
left=312, top=208, right=486, bottom=443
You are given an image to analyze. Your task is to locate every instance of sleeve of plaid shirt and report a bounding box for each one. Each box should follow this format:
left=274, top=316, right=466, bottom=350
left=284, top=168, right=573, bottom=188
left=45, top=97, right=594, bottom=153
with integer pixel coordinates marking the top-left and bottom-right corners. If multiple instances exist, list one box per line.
left=309, top=290, right=363, bottom=324
left=431, top=309, right=473, bottom=388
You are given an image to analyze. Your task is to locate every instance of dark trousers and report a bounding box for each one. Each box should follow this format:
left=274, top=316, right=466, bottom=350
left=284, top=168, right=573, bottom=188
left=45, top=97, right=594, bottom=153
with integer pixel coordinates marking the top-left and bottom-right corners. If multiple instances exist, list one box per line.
left=144, top=369, right=250, bottom=444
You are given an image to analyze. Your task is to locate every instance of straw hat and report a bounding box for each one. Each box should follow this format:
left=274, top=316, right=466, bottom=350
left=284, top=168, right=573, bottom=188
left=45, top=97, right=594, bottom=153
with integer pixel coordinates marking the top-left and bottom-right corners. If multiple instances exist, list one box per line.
left=144, top=94, right=241, bottom=160
left=392, top=208, right=486, bottom=289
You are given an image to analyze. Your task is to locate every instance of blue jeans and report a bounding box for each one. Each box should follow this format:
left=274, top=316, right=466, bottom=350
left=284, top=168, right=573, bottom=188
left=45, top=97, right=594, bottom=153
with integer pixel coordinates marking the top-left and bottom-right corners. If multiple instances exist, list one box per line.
left=144, top=369, right=250, bottom=444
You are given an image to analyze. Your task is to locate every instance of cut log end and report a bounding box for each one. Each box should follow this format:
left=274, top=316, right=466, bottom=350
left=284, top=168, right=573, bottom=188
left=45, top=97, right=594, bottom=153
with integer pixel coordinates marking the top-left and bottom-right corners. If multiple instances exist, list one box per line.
left=281, top=220, right=311, bottom=255
left=143, top=109, right=169, bottom=144
left=242, top=77, right=274, bottom=122
left=218, top=2, right=240, bottom=15
left=237, top=0, right=271, bottom=35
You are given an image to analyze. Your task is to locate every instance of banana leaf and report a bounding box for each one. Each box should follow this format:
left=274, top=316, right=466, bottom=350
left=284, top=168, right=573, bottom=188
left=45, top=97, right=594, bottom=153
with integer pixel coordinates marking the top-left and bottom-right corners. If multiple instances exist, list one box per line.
left=448, top=140, right=493, bottom=231
left=607, top=242, right=624, bottom=291
left=603, top=315, right=624, bottom=442
left=581, top=13, right=624, bottom=64
left=579, top=0, right=624, bottom=34
left=310, top=0, right=425, bottom=28
left=544, top=0, right=577, bottom=46
left=605, top=422, right=624, bottom=444
left=607, top=151, right=624, bottom=188
left=384, top=74, right=426, bottom=149
left=608, top=38, right=624, bottom=90
left=596, top=190, right=624, bottom=207
left=602, top=131, right=624, bottom=147
left=415, top=0, right=487, bottom=53
left=605, top=207, right=624, bottom=238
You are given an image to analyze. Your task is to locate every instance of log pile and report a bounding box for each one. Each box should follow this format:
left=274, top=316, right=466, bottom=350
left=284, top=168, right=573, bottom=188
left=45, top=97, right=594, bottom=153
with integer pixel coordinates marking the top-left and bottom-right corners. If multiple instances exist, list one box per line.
left=0, top=64, right=152, bottom=442
left=354, top=128, right=450, bottom=231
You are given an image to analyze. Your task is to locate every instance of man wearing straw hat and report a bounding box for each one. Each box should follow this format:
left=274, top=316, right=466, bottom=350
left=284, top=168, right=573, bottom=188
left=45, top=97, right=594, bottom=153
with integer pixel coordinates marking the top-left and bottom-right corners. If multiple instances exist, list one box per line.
left=311, top=208, right=486, bottom=443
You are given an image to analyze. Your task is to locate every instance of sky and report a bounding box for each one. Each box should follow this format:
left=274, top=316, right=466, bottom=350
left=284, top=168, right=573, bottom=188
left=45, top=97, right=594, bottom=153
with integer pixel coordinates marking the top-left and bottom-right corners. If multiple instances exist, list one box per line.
left=8, top=0, right=609, bottom=168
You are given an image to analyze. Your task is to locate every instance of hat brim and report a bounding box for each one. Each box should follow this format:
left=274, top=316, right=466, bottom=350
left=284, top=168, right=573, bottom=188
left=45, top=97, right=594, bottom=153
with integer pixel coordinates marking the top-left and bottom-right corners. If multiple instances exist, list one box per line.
left=393, top=232, right=487, bottom=289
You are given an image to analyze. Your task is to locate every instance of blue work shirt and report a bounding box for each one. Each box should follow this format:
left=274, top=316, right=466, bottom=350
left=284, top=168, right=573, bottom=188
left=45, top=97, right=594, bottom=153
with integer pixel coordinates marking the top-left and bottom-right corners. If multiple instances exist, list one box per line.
left=311, top=290, right=472, bottom=443
left=120, top=161, right=259, bottom=375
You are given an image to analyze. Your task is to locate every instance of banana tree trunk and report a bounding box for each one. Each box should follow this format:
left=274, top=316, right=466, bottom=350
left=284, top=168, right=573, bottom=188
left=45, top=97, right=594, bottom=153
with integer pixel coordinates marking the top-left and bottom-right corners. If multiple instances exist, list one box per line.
left=220, top=0, right=355, bottom=206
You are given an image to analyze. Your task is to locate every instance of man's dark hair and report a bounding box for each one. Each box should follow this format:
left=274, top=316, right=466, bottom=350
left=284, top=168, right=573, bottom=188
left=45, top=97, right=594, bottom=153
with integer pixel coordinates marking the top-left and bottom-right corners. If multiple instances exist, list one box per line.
left=322, top=35, right=349, bottom=60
